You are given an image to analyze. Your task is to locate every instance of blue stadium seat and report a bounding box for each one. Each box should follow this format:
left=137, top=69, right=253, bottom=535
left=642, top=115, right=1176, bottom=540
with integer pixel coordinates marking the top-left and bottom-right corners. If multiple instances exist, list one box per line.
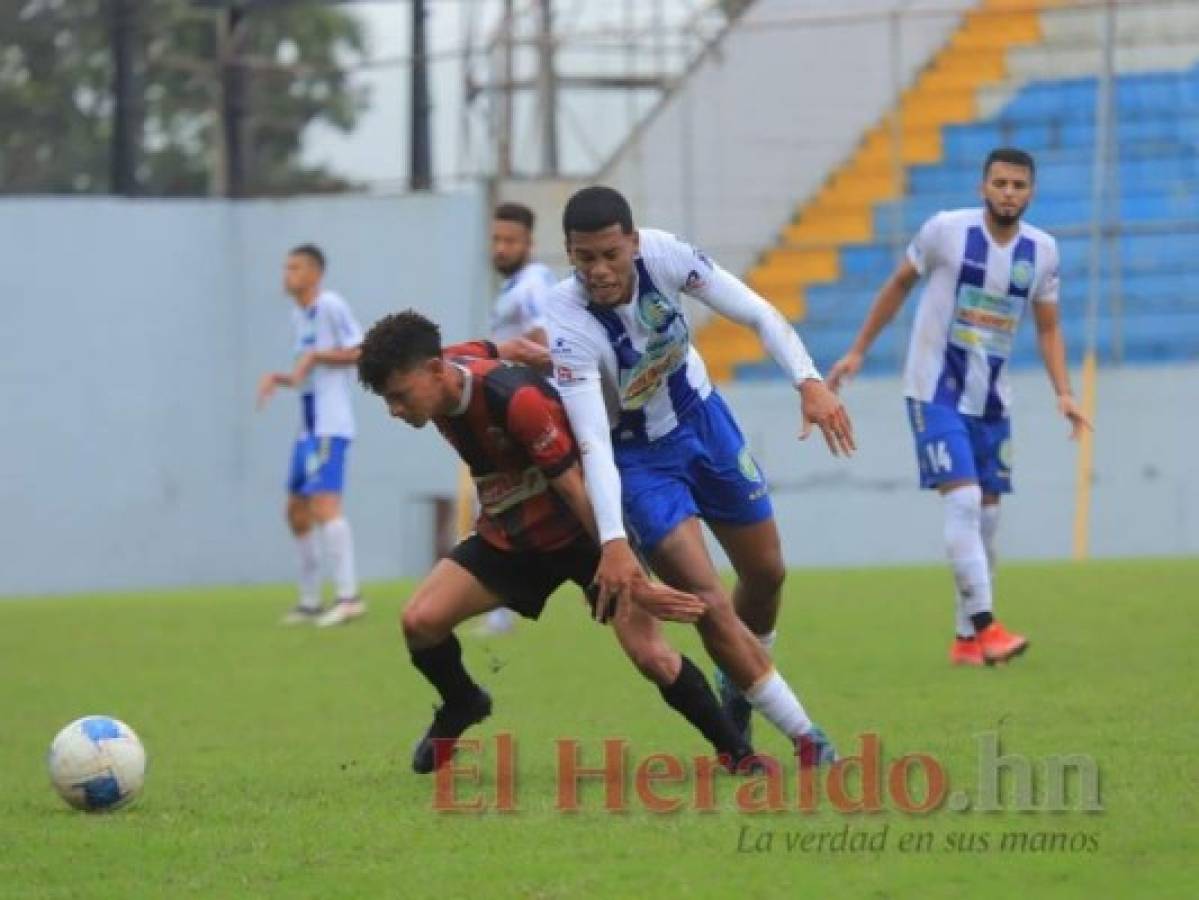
left=741, top=64, right=1199, bottom=383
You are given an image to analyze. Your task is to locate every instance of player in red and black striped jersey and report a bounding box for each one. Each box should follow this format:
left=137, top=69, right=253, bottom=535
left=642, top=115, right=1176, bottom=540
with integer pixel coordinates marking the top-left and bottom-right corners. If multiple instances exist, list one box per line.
left=358, top=311, right=757, bottom=775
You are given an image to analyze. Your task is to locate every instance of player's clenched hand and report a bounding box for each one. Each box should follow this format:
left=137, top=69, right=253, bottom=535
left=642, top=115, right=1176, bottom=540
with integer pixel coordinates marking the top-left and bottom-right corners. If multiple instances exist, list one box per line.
left=1057, top=393, right=1092, bottom=441
left=496, top=338, right=551, bottom=373
left=629, top=581, right=706, bottom=624
left=827, top=350, right=863, bottom=393
left=589, top=538, right=643, bottom=625
left=798, top=378, right=856, bottom=456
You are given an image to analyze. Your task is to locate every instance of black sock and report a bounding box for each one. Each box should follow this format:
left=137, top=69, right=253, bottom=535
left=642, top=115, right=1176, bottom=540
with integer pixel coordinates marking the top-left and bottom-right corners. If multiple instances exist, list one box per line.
left=410, top=635, right=480, bottom=707
left=971, top=612, right=994, bottom=632
left=658, top=655, right=747, bottom=757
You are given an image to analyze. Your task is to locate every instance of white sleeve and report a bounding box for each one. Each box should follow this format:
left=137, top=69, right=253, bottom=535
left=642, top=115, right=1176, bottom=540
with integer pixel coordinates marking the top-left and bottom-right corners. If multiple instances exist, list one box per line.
left=520, top=277, right=550, bottom=333
left=1033, top=238, right=1061, bottom=305
left=906, top=213, right=943, bottom=276
left=328, top=295, right=364, bottom=348
left=660, top=236, right=821, bottom=385
left=547, top=312, right=626, bottom=544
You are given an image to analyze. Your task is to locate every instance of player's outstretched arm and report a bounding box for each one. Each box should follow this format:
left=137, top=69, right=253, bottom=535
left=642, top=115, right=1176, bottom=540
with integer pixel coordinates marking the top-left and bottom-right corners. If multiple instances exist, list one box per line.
left=828, top=258, right=920, bottom=391
left=550, top=465, right=705, bottom=624
left=1032, top=301, right=1092, bottom=440
left=683, top=260, right=856, bottom=456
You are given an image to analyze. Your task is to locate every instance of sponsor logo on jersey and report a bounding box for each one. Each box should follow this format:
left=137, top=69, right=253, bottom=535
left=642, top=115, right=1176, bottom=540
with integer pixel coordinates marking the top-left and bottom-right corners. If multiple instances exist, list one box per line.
left=475, top=466, right=548, bottom=516
left=684, top=269, right=707, bottom=292
left=555, top=364, right=581, bottom=385
left=530, top=426, right=560, bottom=454
left=620, top=337, right=687, bottom=410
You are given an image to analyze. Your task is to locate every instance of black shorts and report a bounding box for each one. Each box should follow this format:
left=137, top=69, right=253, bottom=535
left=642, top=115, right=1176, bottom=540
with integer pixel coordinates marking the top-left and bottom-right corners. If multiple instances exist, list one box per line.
left=449, top=533, right=600, bottom=620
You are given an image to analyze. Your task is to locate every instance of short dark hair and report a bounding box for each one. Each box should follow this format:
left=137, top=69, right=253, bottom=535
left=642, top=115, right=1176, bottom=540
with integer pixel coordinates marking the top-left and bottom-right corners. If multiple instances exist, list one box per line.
left=563, top=185, right=634, bottom=238
left=290, top=243, right=326, bottom=271
left=984, top=148, right=1036, bottom=181
left=357, top=310, right=442, bottom=394
left=495, top=202, right=535, bottom=231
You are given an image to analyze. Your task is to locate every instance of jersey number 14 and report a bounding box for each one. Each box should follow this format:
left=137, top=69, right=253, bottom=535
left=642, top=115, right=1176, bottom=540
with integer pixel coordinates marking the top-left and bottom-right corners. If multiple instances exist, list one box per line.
left=925, top=441, right=954, bottom=474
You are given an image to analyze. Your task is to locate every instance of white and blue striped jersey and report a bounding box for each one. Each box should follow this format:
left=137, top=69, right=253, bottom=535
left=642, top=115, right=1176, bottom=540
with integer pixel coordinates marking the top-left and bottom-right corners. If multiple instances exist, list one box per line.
left=289, top=289, right=364, bottom=439
left=546, top=228, right=819, bottom=542
left=491, top=261, right=554, bottom=341
left=904, top=208, right=1060, bottom=418
left=547, top=228, right=819, bottom=443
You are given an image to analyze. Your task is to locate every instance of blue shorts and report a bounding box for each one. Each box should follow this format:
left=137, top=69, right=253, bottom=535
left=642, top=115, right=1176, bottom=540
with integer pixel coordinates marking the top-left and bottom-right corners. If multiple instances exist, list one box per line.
left=906, top=399, right=1012, bottom=495
left=614, top=391, right=773, bottom=553
left=287, top=435, right=350, bottom=496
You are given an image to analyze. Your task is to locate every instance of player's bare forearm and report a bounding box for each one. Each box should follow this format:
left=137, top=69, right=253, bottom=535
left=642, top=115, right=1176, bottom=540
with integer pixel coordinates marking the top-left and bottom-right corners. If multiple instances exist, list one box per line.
left=851, top=264, right=918, bottom=354
left=523, top=326, right=548, bottom=347
left=1032, top=303, right=1072, bottom=398
left=549, top=465, right=601, bottom=544
left=312, top=347, right=361, bottom=367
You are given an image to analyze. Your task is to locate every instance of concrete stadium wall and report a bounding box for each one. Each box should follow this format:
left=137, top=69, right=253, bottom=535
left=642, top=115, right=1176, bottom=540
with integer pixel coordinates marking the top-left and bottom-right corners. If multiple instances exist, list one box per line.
left=3, top=194, right=1193, bottom=598
left=0, top=191, right=490, bottom=597
left=712, top=362, right=1199, bottom=569
left=600, top=0, right=973, bottom=278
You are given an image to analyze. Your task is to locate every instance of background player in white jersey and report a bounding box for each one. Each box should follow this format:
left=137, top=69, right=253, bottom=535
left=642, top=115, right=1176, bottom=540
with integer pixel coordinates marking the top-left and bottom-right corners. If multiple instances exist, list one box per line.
left=546, top=186, right=855, bottom=764
left=828, top=149, right=1091, bottom=666
left=490, top=202, right=555, bottom=344
left=256, top=244, right=367, bottom=627
left=475, top=202, right=559, bottom=636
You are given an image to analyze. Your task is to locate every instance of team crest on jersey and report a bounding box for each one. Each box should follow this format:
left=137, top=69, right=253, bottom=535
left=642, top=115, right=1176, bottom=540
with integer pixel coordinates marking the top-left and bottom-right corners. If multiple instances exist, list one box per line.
left=636, top=291, right=679, bottom=332
left=1010, top=259, right=1034, bottom=291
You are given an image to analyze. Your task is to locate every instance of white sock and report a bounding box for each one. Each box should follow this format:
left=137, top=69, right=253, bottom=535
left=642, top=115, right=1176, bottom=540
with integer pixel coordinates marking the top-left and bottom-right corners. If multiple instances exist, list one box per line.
left=321, top=517, right=359, bottom=601
left=296, top=530, right=322, bottom=610
left=756, top=630, right=777, bottom=654
left=944, top=485, right=992, bottom=634
left=745, top=670, right=812, bottom=739
left=981, top=503, right=1001, bottom=578
left=485, top=607, right=515, bottom=628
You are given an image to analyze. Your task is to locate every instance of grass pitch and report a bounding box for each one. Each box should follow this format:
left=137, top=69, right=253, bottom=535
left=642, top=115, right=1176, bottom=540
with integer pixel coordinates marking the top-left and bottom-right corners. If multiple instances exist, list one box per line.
left=1, top=558, right=1196, bottom=898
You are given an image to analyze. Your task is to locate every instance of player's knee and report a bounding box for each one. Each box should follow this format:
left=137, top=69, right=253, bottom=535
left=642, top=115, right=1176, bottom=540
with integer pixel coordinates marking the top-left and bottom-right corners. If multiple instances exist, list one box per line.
left=697, top=588, right=737, bottom=624
left=741, top=555, right=785, bottom=598
left=401, top=601, right=446, bottom=647
left=286, top=502, right=309, bottom=534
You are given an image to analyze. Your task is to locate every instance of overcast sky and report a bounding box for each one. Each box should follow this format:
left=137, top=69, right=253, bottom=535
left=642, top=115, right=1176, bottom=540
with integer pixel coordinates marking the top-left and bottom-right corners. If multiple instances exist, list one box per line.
left=301, top=0, right=709, bottom=188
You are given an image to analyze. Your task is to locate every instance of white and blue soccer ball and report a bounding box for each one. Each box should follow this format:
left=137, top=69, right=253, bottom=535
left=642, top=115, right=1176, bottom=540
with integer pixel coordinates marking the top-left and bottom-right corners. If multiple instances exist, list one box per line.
left=47, top=716, right=146, bottom=812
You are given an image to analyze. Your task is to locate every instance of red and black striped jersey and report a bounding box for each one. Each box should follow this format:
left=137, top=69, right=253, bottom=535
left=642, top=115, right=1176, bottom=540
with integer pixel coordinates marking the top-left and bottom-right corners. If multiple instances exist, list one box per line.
left=436, top=343, right=584, bottom=552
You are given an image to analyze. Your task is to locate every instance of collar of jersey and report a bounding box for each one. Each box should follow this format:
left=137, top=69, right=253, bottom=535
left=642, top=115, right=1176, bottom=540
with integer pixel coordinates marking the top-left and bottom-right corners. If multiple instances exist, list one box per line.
left=447, top=362, right=473, bottom=417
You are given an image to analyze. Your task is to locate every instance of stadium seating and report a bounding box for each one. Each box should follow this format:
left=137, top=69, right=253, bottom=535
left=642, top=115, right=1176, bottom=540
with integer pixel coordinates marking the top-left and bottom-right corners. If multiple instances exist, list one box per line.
left=695, top=0, right=1199, bottom=381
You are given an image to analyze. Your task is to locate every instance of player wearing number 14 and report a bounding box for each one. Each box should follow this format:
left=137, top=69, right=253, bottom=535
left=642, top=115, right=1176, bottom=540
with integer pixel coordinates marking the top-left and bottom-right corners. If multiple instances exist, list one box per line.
left=829, top=148, right=1092, bottom=666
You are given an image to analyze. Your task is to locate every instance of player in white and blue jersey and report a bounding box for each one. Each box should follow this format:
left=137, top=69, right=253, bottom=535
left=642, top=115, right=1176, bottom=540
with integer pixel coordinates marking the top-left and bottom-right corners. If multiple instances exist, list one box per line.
left=490, top=202, right=556, bottom=344
left=256, top=244, right=367, bottom=628
left=471, top=202, right=561, bottom=636
left=829, top=149, right=1091, bottom=667
left=546, top=186, right=856, bottom=765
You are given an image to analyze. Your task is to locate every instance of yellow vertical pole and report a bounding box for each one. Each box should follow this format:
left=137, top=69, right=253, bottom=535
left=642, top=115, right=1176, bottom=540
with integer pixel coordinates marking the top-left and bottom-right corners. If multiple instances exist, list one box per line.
left=1071, top=352, right=1097, bottom=559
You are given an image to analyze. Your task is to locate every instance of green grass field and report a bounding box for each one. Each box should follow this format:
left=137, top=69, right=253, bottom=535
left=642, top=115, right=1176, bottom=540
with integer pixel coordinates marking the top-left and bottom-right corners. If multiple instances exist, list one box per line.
left=2, top=559, right=1196, bottom=898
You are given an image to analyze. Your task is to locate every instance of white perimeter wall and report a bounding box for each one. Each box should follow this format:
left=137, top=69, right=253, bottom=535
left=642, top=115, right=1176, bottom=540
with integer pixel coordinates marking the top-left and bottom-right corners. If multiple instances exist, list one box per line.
left=712, top=363, right=1199, bottom=569
left=0, top=191, right=490, bottom=596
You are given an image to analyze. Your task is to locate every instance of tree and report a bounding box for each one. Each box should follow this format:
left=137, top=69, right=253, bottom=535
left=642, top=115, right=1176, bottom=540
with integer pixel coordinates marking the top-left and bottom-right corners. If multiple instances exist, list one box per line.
left=0, top=0, right=367, bottom=196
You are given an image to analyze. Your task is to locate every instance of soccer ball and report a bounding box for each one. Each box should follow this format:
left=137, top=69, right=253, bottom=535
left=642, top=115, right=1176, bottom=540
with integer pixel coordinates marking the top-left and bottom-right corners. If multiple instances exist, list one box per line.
left=47, top=716, right=146, bottom=812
